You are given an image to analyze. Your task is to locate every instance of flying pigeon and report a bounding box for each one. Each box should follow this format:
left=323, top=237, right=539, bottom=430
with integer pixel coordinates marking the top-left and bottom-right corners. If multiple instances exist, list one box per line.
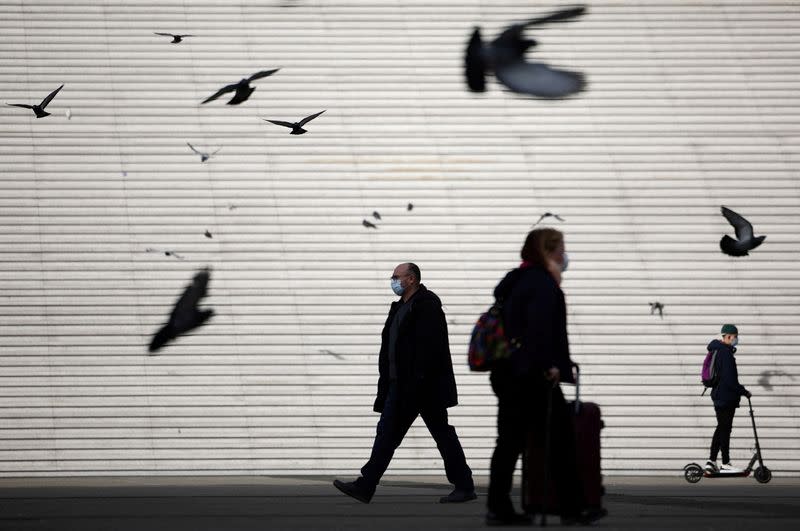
left=648, top=302, right=664, bottom=318
left=6, top=84, right=64, bottom=118
left=264, top=110, right=325, bottom=135
left=204, top=230, right=213, bottom=238
left=465, top=6, right=586, bottom=98
left=187, top=143, right=221, bottom=162
left=533, top=212, right=565, bottom=226
left=720, top=206, right=765, bottom=257
left=372, top=211, right=382, bottom=220
left=146, top=248, right=185, bottom=260
left=757, top=370, right=794, bottom=391
left=407, top=203, right=414, bottom=211
left=363, top=219, right=378, bottom=229
left=319, top=349, right=344, bottom=360
left=154, top=32, right=194, bottom=43
left=202, top=69, right=280, bottom=105
left=149, top=269, right=214, bottom=353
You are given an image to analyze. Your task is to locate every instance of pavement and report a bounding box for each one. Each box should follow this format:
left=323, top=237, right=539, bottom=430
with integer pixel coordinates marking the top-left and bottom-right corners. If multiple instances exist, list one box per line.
left=1, top=475, right=798, bottom=531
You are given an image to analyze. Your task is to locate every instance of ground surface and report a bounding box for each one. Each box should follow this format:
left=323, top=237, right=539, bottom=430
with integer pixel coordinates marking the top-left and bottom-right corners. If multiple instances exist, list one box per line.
left=1, top=475, right=798, bottom=530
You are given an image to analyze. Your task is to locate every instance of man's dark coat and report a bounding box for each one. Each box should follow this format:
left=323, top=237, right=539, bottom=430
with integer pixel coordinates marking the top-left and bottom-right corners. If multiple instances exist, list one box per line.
left=373, top=284, right=458, bottom=413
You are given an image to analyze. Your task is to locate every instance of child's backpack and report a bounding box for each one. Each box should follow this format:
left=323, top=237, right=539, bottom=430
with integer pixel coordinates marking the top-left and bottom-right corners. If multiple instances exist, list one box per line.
left=467, top=303, right=516, bottom=371
left=701, top=349, right=720, bottom=395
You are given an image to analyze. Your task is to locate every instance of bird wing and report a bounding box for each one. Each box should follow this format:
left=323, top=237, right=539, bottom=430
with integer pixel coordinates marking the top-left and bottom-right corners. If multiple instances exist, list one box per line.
left=494, top=60, right=585, bottom=98
left=210, top=147, right=222, bottom=156
left=202, top=83, right=238, bottom=104
left=6, top=103, right=34, bottom=109
left=720, top=235, right=748, bottom=256
left=39, top=84, right=64, bottom=109
left=180, top=34, right=195, bottom=37
left=154, top=32, right=175, bottom=36
left=248, top=68, right=280, bottom=81
left=721, top=206, right=754, bottom=241
left=465, top=28, right=487, bottom=92
left=264, top=119, right=295, bottom=129
left=298, top=110, right=325, bottom=127
left=187, top=143, right=204, bottom=155
left=522, top=5, right=586, bottom=27
left=148, top=324, right=174, bottom=353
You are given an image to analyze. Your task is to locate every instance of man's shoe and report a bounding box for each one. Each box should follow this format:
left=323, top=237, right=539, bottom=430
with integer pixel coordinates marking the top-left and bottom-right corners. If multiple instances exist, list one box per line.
left=439, top=488, right=477, bottom=503
left=485, top=511, right=533, bottom=526
left=704, top=460, right=718, bottom=473
left=720, top=462, right=743, bottom=473
left=333, top=479, right=374, bottom=504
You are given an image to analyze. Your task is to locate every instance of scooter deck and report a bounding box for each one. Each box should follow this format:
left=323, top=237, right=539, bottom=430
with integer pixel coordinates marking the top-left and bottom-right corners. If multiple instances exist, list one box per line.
left=704, top=471, right=752, bottom=478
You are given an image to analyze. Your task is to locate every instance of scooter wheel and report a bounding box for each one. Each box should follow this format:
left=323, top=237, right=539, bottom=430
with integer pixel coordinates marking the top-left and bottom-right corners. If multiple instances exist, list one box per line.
left=684, top=464, right=703, bottom=483
left=754, top=467, right=772, bottom=484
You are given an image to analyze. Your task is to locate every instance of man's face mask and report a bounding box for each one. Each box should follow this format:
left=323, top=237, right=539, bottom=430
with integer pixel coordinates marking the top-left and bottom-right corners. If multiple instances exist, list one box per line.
left=391, top=278, right=405, bottom=296
left=732, top=337, right=739, bottom=347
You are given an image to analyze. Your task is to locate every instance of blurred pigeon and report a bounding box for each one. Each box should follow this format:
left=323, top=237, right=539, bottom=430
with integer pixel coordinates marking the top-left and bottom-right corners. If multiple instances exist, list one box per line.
left=154, top=32, right=194, bottom=43
left=363, top=219, right=378, bottom=229
left=6, top=84, right=64, bottom=118
left=264, top=110, right=325, bottom=135
left=757, top=370, right=794, bottom=391
left=187, top=142, right=221, bottom=162
left=465, top=6, right=586, bottom=98
left=202, top=69, right=280, bottom=105
left=373, top=211, right=382, bottom=220
left=649, top=302, right=664, bottom=318
left=407, top=203, right=414, bottom=211
left=533, top=212, right=565, bottom=226
left=146, top=248, right=185, bottom=260
left=65, top=108, right=72, bottom=120
left=149, top=268, right=214, bottom=353
left=319, top=349, right=344, bottom=360
left=204, top=230, right=213, bottom=238
left=720, top=206, right=765, bottom=257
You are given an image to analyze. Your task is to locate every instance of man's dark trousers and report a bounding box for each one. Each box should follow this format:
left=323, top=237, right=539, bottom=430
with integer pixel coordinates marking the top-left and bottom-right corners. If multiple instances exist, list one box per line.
left=360, top=383, right=474, bottom=491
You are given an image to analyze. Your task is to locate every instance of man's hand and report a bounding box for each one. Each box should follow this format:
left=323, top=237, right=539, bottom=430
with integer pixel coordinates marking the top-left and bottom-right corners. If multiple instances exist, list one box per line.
left=544, top=366, right=560, bottom=384
left=744, top=389, right=752, bottom=399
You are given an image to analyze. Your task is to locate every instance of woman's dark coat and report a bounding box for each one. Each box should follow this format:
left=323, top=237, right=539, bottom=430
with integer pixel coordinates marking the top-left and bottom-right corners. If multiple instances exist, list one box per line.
left=493, top=265, right=576, bottom=383
left=373, top=284, right=459, bottom=412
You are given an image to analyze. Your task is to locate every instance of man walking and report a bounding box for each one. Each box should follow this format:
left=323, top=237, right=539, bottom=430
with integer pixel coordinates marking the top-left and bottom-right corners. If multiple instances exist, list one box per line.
left=334, top=263, right=476, bottom=503
left=706, top=324, right=751, bottom=473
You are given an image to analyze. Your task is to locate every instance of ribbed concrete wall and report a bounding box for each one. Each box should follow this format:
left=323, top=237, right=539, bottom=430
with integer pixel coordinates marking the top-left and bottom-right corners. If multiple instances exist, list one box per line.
left=1, top=0, right=798, bottom=477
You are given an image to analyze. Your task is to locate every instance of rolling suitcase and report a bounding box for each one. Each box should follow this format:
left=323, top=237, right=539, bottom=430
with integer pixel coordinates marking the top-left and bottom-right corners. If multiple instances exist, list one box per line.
left=521, top=364, right=605, bottom=523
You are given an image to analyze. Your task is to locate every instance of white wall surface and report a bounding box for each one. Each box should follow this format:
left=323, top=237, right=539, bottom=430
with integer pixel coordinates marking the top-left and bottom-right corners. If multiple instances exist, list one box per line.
left=1, top=0, right=799, bottom=477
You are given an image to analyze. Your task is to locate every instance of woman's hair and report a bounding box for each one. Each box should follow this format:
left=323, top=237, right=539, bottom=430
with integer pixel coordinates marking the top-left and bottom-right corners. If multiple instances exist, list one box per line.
left=520, top=228, right=564, bottom=267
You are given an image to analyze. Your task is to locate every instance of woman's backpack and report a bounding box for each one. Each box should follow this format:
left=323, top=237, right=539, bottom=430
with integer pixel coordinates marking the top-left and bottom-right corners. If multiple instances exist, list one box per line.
left=468, top=303, right=515, bottom=371
left=701, top=349, right=719, bottom=395
left=468, top=269, right=524, bottom=372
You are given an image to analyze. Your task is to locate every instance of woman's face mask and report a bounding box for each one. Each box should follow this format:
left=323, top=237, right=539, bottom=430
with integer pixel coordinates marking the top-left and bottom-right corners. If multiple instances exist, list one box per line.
left=561, top=252, right=570, bottom=272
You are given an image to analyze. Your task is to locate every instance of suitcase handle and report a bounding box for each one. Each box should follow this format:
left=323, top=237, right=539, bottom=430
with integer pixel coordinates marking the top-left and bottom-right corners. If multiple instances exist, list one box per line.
left=573, top=362, right=582, bottom=415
